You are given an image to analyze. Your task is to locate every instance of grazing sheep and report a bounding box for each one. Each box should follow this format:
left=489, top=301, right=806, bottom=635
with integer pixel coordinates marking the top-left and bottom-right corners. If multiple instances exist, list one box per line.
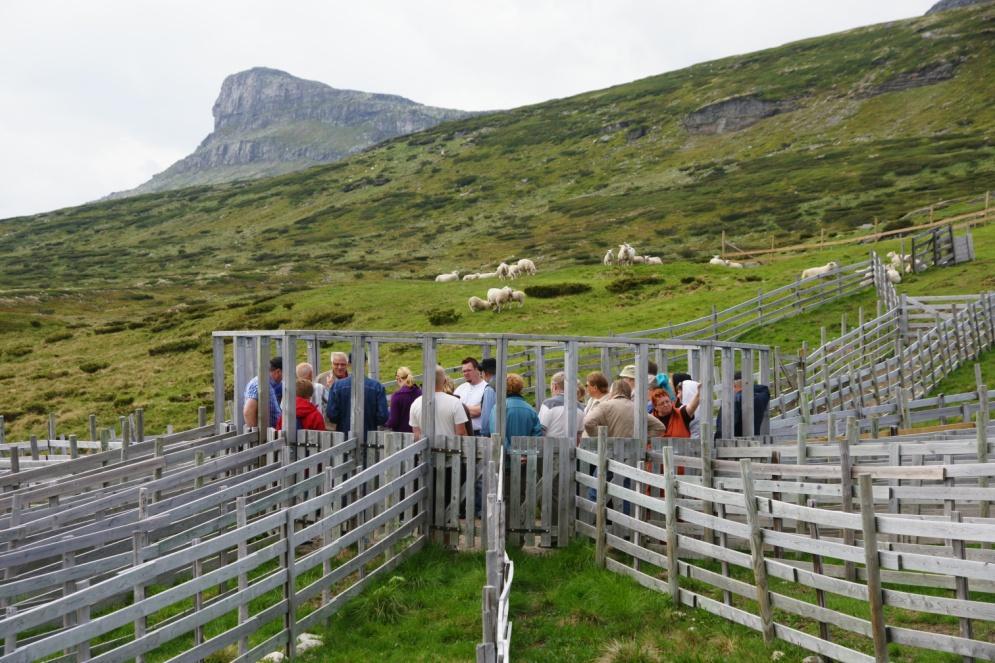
left=631, top=255, right=646, bottom=264
left=517, top=258, right=537, bottom=275
left=478, top=271, right=498, bottom=279
left=496, top=262, right=511, bottom=280
left=886, top=267, right=902, bottom=284
left=468, top=296, right=492, bottom=312
left=725, top=261, right=744, bottom=269
left=487, top=286, right=513, bottom=312
left=508, top=264, right=522, bottom=279
left=435, top=271, right=459, bottom=283
left=800, top=261, right=839, bottom=280
left=886, top=251, right=904, bottom=271
left=510, top=290, right=526, bottom=307
left=462, top=273, right=480, bottom=281
left=708, top=255, right=727, bottom=266
left=603, top=249, right=615, bottom=266
left=645, top=256, right=662, bottom=265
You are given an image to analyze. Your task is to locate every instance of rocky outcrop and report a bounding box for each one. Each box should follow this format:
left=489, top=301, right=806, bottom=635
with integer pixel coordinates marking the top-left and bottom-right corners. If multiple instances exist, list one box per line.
left=109, top=67, right=471, bottom=198
left=857, top=59, right=962, bottom=97
left=926, top=0, right=992, bottom=15
left=682, top=94, right=796, bottom=135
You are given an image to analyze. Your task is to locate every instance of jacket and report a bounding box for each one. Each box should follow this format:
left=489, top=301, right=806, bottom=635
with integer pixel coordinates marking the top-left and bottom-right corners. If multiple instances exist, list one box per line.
left=583, top=396, right=666, bottom=438
left=276, top=397, right=326, bottom=432
left=386, top=384, right=422, bottom=432
left=326, top=375, right=389, bottom=436
left=490, top=394, right=542, bottom=449
left=715, top=384, right=771, bottom=438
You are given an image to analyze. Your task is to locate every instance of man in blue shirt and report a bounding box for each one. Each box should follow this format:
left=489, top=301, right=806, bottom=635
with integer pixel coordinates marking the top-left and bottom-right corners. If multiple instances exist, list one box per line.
left=243, top=356, right=283, bottom=429
left=489, top=373, right=541, bottom=449
left=325, top=356, right=388, bottom=437
left=478, top=358, right=497, bottom=437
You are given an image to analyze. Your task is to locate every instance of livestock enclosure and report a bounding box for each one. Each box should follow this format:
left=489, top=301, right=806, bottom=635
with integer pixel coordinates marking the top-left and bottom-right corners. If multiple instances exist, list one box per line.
left=1, top=240, right=994, bottom=661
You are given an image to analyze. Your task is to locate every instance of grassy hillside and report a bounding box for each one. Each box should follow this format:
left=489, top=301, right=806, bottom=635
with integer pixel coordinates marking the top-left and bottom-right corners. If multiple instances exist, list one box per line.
left=2, top=3, right=995, bottom=439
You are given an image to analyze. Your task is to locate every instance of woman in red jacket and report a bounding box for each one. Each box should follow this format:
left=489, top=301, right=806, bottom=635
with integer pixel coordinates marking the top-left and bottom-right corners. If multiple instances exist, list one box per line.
left=276, top=380, right=326, bottom=431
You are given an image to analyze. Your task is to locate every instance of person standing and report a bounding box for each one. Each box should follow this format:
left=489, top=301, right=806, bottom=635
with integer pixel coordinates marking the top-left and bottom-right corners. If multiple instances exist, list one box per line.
left=538, top=371, right=585, bottom=442
left=385, top=366, right=422, bottom=433
left=325, top=354, right=388, bottom=437
left=489, top=373, right=542, bottom=449
left=478, top=358, right=498, bottom=437
left=409, top=366, right=469, bottom=438
left=243, top=356, right=283, bottom=429
left=454, top=357, right=488, bottom=435
left=276, top=380, right=326, bottom=432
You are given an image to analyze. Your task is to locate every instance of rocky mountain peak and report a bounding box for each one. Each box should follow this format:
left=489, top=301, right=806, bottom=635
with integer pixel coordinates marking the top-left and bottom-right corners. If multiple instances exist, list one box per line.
left=925, top=0, right=992, bottom=15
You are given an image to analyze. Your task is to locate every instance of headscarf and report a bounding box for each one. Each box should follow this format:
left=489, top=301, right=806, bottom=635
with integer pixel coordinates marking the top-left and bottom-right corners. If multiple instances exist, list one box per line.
left=654, top=373, right=676, bottom=400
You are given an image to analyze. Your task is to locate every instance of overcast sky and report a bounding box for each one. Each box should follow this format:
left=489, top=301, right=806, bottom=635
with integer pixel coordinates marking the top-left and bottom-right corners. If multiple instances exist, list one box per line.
left=0, top=0, right=936, bottom=220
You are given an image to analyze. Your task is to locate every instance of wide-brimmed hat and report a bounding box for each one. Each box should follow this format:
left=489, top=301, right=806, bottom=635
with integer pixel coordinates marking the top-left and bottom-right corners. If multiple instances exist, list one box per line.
left=618, top=364, right=637, bottom=379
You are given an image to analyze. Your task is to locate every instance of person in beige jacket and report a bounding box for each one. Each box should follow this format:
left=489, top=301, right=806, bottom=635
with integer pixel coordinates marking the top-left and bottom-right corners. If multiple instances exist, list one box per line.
left=583, top=379, right=666, bottom=438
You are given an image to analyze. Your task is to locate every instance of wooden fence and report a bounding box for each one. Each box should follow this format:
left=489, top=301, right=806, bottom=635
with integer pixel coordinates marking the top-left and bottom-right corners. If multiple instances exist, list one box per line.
left=575, top=423, right=995, bottom=662
left=0, top=427, right=429, bottom=663
left=477, top=434, right=512, bottom=663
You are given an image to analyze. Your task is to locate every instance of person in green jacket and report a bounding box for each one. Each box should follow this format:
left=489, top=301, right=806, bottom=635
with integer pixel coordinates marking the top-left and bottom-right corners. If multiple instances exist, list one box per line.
left=490, top=373, right=542, bottom=449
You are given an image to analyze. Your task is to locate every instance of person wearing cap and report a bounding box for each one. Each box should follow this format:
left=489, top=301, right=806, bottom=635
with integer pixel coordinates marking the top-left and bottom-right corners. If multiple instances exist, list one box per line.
left=243, top=356, right=283, bottom=429
left=478, top=358, right=498, bottom=437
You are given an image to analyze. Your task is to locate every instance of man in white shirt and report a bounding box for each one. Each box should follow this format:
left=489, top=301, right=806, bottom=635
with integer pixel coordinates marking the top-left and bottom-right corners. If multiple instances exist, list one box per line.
left=454, top=357, right=488, bottom=435
left=410, top=365, right=470, bottom=438
left=538, top=371, right=585, bottom=442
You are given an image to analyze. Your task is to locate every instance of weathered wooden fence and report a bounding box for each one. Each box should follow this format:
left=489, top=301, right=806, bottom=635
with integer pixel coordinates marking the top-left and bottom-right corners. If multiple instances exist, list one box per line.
left=477, top=433, right=512, bottom=663
left=0, top=428, right=429, bottom=662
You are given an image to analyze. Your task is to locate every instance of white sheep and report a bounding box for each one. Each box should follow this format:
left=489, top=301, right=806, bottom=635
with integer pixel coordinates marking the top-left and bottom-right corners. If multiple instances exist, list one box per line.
left=487, top=286, right=513, bottom=312
left=435, top=271, right=459, bottom=283
left=603, top=249, right=615, bottom=266
left=886, top=267, right=902, bottom=284
left=800, top=261, right=838, bottom=280
left=462, top=273, right=480, bottom=281
left=631, top=255, right=646, bottom=264
left=510, top=290, right=526, bottom=307
left=725, top=261, right=743, bottom=269
left=507, top=264, right=522, bottom=279
left=886, top=251, right=904, bottom=271
left=478, top=271, right=498, bottom=279
left=517, top=258, right=536, bottom=275
left=496, top=262, right=511, bottom=280
left=645, top=256, right=662, bottom=265
left=468, top=296, right=492, bottom=312
left=708, top=255, right=727, bottom=266
left=617, top=243, right=636, bottom=265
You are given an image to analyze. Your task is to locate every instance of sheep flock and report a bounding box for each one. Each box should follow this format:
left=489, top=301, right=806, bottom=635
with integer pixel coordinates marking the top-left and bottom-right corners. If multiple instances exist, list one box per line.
left=433, top=258, right=536, bottom=313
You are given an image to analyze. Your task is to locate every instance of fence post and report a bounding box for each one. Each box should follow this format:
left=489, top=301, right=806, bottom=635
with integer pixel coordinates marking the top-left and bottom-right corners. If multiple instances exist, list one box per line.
left=594, top=426, right=608, bottom=568
left=740, top=460, right=774, bottom=645
left=663, top=446, right=680, bottom=605
left=859, top=474, right=889, bottom=662
left=701, top=437, right=715, bottom=545
left=841, top=417, right=856, bottom=582
left=133, top=487, right=149, bottom=663
left=68, top=434, right=78, bottom=460
left=236, top=496, right=249, bottom=656
left=795, top=422, right=808, bottom=535
left=977, top=372, right=990, bottom=542
left=256, top=337, right=271, bottom=445
left=284, top=509, right=298, bottom=661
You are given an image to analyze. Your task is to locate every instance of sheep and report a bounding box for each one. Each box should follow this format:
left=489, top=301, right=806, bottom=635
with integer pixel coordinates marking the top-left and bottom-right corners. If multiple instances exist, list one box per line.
left=709, top=255, right=727, bottom=266
left=725, top=261, right=743, bottom=269
left=487, top=286, right=513, bottom=312
left=468, top=296, right=492, bottom=312
left=617, top=243, right=636, bottom=265
left=517, top=258, right=536, bottom=275
left=496, top=262, right=511, bottom=280
left=435, top=271, right=459, bottom=283
left=462, top=273, right=480, bottom=281
left=603, top=249, right=615, bottom=266
left=478, top=271, right=498, bottom=279
left=645, top=256, right=662, bottom=265
left=507, top=264, right=522, bottom=279
left=631, top=255, right=646, bottom=264
left=886, top=267, right=902, bottom=284
left=800, top=261, right=839, bottom=280
left=886, top=251, right=904, bottom=271
left=510, top=290, right=526, bottom=307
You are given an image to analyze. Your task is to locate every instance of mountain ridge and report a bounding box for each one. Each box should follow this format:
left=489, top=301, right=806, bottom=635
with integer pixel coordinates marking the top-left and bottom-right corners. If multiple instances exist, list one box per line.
left=107, top=67, right=472, bottom=198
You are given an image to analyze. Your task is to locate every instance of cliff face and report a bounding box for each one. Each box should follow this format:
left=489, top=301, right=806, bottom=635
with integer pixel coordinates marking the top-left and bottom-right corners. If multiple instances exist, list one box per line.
left=110, top=67, right=471, bottom=197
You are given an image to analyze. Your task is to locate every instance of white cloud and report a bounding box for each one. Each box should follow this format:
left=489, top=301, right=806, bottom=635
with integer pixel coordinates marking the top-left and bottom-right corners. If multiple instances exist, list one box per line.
left=0, top=0, right=936, bottom=219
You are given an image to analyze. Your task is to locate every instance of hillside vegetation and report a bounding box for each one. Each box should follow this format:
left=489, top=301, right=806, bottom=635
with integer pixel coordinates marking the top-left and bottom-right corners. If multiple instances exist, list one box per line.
left=1, top=3, right=995, bottom=439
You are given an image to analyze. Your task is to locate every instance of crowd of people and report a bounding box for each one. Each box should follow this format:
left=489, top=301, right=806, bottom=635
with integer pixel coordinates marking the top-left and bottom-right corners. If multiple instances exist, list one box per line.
left=242, top=354, right=768, bottom=443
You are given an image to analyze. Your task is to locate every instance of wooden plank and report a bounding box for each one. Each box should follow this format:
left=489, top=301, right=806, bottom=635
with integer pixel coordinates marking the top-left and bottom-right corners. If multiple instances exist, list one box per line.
left=740, top=460, right=774, bottom=644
